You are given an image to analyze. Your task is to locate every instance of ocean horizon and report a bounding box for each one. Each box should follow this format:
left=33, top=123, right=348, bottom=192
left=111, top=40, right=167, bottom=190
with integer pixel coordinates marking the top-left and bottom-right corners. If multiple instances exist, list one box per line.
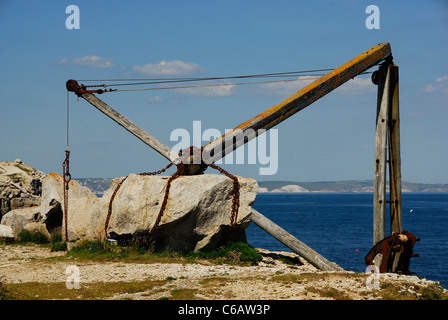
left=247, top=192, right=448, bottom=289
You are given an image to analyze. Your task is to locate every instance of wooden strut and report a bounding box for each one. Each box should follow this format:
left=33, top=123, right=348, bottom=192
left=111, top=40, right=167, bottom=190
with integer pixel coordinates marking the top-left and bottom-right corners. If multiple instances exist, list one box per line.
left=372, top=62, right=402, bottom=245
left=251, top=208, right=342, bottom=271
left=67, top=43, right=392, bottom=169
left=67, top=43, right=393, bottom=270
left=203, top=43, right=392, bottom=162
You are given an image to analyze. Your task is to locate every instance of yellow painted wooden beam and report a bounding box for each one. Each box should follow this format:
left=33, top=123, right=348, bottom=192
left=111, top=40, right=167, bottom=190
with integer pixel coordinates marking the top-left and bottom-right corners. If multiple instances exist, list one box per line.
left=204, top=43, right=392, bottom=162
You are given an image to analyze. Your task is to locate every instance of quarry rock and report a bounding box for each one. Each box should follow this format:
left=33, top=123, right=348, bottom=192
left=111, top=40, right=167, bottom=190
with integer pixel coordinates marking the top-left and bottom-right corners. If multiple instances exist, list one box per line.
left=24, top=222, right=52, bottom=239
left=1, top=173, right=98, bottom=240
left=0, top=224, right=14, bottom=238
left=1, top=167, right=259, bottom=252
left=90, top=173, right=259, bottom=251
left=0, top=206, right=41, bottom=237
left=40, top=173, right=98, bottom=240
left=0, top=161, right=44, bottom=218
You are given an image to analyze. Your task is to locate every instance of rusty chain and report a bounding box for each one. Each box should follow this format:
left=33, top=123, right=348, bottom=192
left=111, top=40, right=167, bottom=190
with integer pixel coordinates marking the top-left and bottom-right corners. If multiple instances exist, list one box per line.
left=62, top=150, right=71, bottom=242
left=209, top=162, right=240, bottom=230
left=104, top=146, right=240, bottom=242
left=104, top=161, right=174, bottom=237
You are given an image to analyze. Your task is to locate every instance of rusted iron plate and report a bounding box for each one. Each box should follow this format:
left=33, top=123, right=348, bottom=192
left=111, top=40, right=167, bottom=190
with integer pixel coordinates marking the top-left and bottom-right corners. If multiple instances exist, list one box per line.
left=365, top=230, right=419, bottom=274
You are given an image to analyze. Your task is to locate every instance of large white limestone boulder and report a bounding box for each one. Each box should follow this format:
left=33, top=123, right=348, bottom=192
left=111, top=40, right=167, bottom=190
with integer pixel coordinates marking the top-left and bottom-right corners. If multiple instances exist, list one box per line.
left=91, top=174, right=259, bottom=251
left=2, top=171, right=259, bottom=252
left=41, top=173, right=98, bottom=240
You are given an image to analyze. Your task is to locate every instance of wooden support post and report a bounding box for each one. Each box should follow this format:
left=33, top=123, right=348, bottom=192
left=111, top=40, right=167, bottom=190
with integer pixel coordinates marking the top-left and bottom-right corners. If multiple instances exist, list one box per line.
left=250, top=208, right=342, bottom=271
left=203, top=43, right=392, bottom=163
left=388, top=65, right=402, bottom=234
left=80, top=93, right=179, bottom=163
left=373, top=64, right=392, bottom=245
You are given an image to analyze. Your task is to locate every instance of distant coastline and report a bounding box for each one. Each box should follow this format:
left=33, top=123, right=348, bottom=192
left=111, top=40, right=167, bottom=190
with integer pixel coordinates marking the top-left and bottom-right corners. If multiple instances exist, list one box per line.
left=74, top=178, right=448, bottom=195
left=257, top=180, right=448, bottom=193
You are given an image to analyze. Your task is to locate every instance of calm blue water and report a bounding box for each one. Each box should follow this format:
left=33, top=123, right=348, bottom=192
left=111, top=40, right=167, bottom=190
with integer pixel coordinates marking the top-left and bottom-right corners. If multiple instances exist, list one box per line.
left=246, top=193, right=448, bottom=288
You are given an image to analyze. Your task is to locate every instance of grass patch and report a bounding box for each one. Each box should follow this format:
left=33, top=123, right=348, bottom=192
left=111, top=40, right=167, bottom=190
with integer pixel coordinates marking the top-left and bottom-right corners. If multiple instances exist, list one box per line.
left=200, top=276, right=237, bottom=287
left=185, top=242, right=262, bottom=266
left=420, top=283, right=448, bottom=300
left=15, top=229, right=67, bottom=251
left=169, top=288, right=201, bottom=300
left=66, top=240, right=262, bottom=266
left=377, top=280, right=448, bottom=300
left=0, top=280, right=15, bottom=300
left=305, top=286, right=351, bottom=300
left=270, top=272, right=329, bottom=285
left=1, top=280, right=168, bottom=300
left=17, top=229, right=49, bottom=244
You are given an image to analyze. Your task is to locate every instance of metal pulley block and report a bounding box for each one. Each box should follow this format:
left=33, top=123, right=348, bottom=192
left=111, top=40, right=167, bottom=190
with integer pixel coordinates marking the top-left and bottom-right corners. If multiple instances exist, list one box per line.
left=365, top=231, right=420, bottom=275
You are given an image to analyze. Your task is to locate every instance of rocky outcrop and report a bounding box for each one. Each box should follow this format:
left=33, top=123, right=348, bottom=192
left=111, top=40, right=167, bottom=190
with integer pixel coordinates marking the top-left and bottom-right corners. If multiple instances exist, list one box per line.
left=1, top=170, right=259, bottom=252
left=0, top=160, right=44, bottom=218
left=91, top=174, right=258, bottom=251
left=40, top=173, right=98, bottom=240
left=0, top=224, right=14, bottom=238
left=0, top=206, right=41, bottom=237
left=1, top=172, right=96, bottom=239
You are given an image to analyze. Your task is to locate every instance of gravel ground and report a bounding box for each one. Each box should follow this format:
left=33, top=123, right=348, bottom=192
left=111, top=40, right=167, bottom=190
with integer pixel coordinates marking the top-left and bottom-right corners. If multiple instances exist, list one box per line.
left=0, top=244, right=445, bottom=300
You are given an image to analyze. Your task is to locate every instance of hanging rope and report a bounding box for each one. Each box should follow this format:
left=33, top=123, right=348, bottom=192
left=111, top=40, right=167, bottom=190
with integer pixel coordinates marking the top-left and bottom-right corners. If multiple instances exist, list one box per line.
left=104, top=146, right=240, bottom=243
left=62, top=90, right=71, bottom=242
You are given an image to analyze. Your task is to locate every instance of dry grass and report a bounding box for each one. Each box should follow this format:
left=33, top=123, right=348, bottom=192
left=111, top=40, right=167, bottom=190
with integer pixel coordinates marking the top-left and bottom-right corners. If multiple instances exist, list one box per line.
left=1, top=243, right=447, bottom=300
left=1, top=279, right=169, bottom=300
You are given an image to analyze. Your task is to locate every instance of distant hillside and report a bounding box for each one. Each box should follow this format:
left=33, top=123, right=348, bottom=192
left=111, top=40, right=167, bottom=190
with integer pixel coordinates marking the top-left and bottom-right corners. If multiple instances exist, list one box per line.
left=75, top=178, right=111, bottom=195
left=257, top=180, right=448, bottom=193
left=75, top=178, right=448, bottom=195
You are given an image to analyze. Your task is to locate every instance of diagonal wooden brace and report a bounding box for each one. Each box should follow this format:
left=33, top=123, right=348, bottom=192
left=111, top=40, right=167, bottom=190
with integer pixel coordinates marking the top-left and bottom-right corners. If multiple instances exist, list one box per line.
left=203, top=43, right=392, bottom=162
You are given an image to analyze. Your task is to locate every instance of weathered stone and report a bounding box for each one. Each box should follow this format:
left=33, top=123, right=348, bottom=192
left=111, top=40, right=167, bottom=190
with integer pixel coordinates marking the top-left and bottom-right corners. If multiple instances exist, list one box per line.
left=0, top=224, right=14, bottom=238
left=40, top=173, right=98, bottom=240
left=24, top=222, right=51, bottom=239
left=90, top=173, right=259, bottom=251
left=2, top=168, right=259, bottom=251
left=10, top=197, right=41, bottom=210
left=0, top=161, right=44, bottom=218
left=0, top=206, right=40, bottom=236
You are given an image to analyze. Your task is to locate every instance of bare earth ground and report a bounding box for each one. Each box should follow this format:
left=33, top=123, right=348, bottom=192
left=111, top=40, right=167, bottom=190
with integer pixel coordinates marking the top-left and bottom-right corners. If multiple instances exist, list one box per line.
left=0, top=243, right=446, bottom=300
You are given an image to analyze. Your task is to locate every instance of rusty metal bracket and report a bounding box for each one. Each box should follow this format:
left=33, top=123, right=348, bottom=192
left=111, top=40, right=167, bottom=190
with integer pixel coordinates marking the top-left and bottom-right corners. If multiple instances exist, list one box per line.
left=66, top=79, right=116, bottom=96
left=365, top=231, right=419, bottom=274
left=371, top=55, right=393, bottom=85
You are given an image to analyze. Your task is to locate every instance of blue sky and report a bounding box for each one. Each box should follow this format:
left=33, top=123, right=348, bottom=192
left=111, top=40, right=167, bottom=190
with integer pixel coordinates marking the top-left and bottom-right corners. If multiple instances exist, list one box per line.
left=1, top=0, right=447, bottom=183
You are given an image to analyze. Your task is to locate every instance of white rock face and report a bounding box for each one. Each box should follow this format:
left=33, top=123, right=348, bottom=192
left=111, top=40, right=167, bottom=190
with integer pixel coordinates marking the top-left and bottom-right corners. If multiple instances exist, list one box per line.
left=1, top=173, right=97, bottom=239
left=0, top=224, right=14, bottom=238
left=0, top=161, right=44, bottom=217
left=0, top=206, right=40, bottom=236
left=91, top=174, right=259, bottom=251
left=40, top=173, right=98, bottom=241
left=270, top=185, right=309, bottom=193
left=1, top=171, right=259, bottom=252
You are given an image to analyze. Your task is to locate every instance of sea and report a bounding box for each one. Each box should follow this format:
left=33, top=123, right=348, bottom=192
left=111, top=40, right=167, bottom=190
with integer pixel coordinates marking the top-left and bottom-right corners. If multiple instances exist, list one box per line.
left=246, top=192, right=448, bottom=289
